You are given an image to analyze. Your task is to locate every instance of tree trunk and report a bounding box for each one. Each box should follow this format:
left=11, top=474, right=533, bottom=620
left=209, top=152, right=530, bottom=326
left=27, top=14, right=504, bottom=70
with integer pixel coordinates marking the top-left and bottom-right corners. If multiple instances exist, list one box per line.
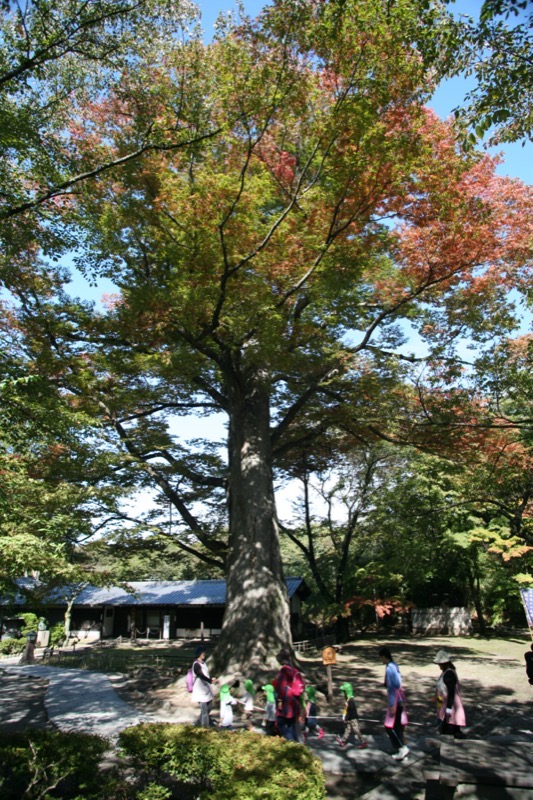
left=466, top=560, right=487, bottom=636
left=64, top=600, right=73, bottom=641
left=213, top=366, right=293, bottom=678
left=334, top=615, right=351, bottom=644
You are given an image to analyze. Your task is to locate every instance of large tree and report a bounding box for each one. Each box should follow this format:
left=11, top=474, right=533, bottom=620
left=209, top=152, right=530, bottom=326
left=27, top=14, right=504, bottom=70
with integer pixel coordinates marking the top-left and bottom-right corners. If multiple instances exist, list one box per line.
left=2, top=0, right=532, bottom=674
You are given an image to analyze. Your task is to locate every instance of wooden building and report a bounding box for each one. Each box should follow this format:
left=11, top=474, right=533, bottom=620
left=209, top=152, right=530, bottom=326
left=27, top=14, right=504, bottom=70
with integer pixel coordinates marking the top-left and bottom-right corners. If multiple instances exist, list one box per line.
left=2, top=578, right=309, bottom=643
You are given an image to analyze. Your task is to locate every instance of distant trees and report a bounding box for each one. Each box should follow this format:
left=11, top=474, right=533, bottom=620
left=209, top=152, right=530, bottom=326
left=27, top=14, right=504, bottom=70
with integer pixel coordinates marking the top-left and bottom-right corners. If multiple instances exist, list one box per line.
left=280, top=335, right=533, bottom=638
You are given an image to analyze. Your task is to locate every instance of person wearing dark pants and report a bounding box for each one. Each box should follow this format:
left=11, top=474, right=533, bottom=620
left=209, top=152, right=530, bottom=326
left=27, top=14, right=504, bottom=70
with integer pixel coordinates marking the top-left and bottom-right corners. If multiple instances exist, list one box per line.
left=191, top=645, right=218, bottom=727
left=379, top=646, right=409, bottom=761
left=273, top=648, right=305, bottom=742
left=434, top=649, right=466, bottom=738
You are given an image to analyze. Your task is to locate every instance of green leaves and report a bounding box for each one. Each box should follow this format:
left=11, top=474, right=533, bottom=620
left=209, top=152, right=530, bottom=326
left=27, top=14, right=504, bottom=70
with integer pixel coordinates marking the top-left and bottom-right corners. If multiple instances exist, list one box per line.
left=435, top=0, right=533, bottom=145
left=119, top=723, right=326, bottom=800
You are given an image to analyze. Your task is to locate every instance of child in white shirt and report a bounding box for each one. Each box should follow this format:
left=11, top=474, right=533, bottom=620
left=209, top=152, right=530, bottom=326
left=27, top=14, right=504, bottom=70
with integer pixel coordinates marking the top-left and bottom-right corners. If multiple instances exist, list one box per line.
left=219, top=684, right=238, bottom=730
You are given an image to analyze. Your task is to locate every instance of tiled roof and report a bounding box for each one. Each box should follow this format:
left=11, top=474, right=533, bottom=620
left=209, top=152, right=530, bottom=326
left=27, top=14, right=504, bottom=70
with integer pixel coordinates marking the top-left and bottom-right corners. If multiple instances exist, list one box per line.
left=76, top=580, right=228, bottom=607
left=7, top=577, right=306, bottom=607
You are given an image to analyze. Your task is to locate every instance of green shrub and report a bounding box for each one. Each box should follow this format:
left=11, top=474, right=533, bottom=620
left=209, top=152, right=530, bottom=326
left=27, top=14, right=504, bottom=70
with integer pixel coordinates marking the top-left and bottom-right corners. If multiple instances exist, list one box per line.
left=18, top=612, right=40, bottom=634
left=119, top=723, right=326, bottom=800
left=49, top=621, right=66, bottom=646
left=136, top=785, right=172, bottom=800
left=0, top=729, right=119, bottom=799
left=0, top=638, right=25, bottom=655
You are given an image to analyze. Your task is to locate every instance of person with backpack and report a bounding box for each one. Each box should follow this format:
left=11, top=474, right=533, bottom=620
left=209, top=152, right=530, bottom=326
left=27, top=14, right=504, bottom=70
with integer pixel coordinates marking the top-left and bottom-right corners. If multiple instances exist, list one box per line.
left=190, top=644, right=218, bottom=727
left=272, top=648, right=305, bottom=742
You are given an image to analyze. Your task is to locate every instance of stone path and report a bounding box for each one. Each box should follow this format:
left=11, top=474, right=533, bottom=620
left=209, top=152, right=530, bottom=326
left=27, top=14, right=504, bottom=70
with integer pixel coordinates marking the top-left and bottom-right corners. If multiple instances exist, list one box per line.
left=3, top=664, right=154, bottom=738
left=0, top=671, right=50, bottom=732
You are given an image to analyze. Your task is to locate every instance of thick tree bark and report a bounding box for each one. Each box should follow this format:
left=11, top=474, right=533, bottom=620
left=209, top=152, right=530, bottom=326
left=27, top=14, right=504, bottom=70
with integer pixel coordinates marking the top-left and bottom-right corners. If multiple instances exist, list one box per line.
left=212, top=366, right=293, bottom=677
left=334, top=616, right=351, bottom=644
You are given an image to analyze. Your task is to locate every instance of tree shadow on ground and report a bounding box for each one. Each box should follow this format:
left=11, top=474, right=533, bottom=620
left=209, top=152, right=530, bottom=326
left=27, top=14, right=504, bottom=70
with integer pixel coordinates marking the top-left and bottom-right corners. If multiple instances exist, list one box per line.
left=0, top=673, right=50, bottom=732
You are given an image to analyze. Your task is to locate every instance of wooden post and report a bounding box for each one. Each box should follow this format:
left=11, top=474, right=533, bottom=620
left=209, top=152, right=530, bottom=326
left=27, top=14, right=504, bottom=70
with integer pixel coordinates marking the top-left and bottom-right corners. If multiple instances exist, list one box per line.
left=322, top=646, right=337, bottom=702
left=326, top=664, right=333, bottom=700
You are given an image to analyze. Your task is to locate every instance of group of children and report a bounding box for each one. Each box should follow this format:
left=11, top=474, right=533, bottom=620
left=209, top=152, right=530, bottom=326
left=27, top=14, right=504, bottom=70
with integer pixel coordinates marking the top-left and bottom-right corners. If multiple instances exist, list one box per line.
left=217, top=678, right=368, bottom=749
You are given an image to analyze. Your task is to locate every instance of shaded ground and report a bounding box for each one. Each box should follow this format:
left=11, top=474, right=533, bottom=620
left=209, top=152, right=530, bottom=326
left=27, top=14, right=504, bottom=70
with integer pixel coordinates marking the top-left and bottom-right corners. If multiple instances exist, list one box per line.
left=297, top=633, right=533, bottom=736
left=0, top=672, right=50, bottom=732
left=104, top=632, right=533, bottom=728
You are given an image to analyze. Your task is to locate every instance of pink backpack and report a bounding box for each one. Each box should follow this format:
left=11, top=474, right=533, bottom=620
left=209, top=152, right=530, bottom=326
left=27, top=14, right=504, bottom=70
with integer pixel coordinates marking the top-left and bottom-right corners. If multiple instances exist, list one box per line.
left=186, top=661, right=198, bottom=692
left=292, top=669, right=305, bottom=696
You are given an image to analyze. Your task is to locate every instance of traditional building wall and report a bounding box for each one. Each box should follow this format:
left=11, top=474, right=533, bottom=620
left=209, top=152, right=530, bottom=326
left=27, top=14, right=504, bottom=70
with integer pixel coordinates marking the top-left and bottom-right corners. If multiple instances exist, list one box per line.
left=411, top=607, right=473, bottom=635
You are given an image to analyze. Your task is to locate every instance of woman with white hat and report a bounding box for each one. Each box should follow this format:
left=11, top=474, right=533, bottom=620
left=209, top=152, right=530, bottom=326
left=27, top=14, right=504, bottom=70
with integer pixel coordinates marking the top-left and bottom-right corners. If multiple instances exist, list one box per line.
left=434, top=649, right=466, bottom=738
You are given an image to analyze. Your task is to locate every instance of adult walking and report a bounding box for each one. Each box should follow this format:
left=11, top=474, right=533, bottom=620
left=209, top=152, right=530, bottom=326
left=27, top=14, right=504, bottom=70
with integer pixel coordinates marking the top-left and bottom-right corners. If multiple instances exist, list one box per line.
left=524, top=643, right=533, bottom=686
left=191, top=645, right=218, bottom=727
left=434, top=649, right=466, bottom=738
left=379, top=646, right=409, bottom=760
left=273, top=648, right=305, bottom=742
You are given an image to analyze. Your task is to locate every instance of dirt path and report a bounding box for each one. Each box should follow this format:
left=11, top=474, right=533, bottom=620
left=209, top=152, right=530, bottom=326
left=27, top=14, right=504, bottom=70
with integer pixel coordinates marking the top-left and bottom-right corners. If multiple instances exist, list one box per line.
left=297, top=633, right=533, bottom=734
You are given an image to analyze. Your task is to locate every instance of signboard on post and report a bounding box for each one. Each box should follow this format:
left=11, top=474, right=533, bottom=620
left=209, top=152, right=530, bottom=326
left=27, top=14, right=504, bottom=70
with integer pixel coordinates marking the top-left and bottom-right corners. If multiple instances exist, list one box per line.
left=520, top=589, right=533, bottom=639
left=322, top=646, right=337, bottom=666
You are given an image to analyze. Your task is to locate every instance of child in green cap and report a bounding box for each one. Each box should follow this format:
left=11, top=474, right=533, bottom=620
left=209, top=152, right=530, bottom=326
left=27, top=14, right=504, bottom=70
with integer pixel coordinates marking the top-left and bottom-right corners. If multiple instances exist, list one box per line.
left=261, top=683, right=277, bottom=736
left=239, top=678, right=256, bottom=730
left=219, top=684, right=238, bottom=730
left=305, top=686, right=325, bottom=740
left=336, top=682, right=368, bottom=749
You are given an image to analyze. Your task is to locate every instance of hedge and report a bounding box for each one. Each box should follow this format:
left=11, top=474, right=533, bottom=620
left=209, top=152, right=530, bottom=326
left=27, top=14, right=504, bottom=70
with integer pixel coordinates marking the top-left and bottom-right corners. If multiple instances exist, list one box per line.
left=119, top=723, right=326, bottom=800
left=0, top=729, right=117, bottom=799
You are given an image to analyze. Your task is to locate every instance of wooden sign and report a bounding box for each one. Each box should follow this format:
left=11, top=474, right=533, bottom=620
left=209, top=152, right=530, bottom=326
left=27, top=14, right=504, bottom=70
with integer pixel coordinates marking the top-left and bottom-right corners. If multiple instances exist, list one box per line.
left=322, top=645, right=337, bottom=666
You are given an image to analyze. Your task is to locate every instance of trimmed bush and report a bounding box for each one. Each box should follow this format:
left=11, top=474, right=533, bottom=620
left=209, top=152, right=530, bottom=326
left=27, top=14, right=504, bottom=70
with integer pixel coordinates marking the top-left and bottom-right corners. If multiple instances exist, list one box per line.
left=18, top=612, right=40, bottom=634
left=0, top=729, right=119, bottom=799
left=49, top=621, right=66, bottom=646
left=0, top=637, right=25, bottom=655
left=119, top=723, right=326, bottom=800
